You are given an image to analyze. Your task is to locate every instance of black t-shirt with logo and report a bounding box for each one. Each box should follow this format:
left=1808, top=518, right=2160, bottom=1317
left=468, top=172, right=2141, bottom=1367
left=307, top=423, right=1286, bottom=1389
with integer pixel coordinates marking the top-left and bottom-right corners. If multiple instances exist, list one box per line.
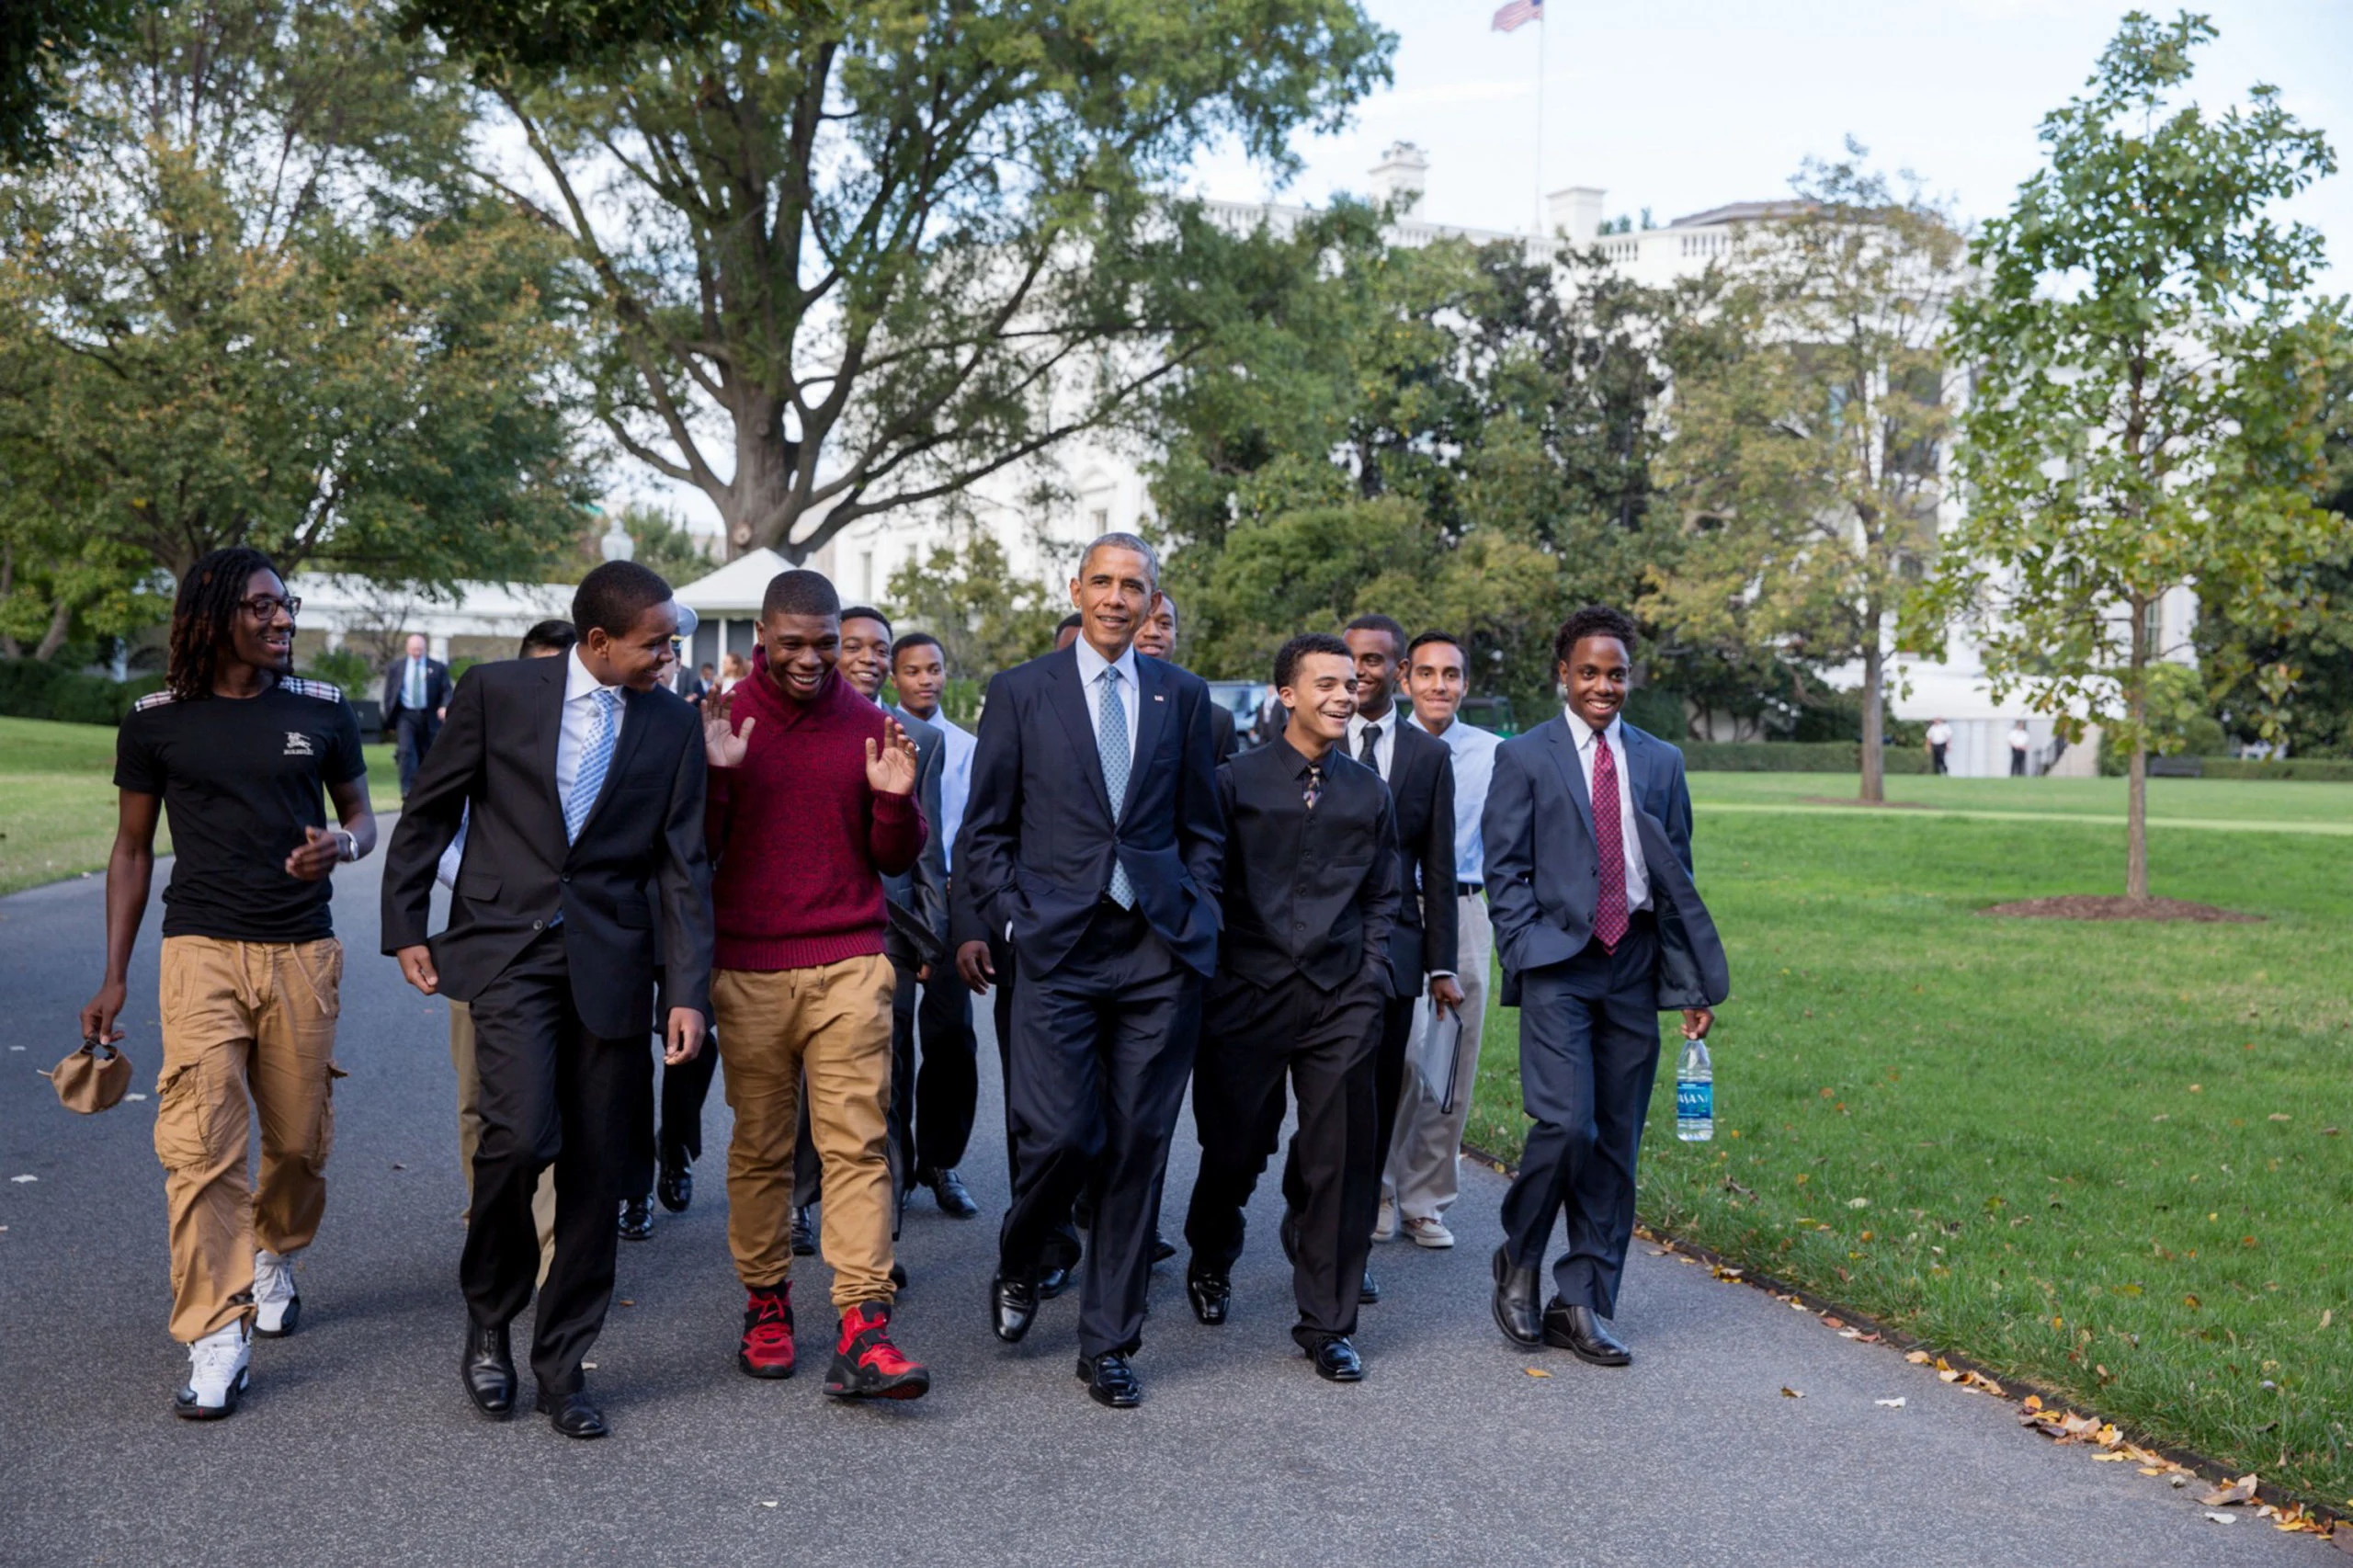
left=114, top=677, right=368, bottom=943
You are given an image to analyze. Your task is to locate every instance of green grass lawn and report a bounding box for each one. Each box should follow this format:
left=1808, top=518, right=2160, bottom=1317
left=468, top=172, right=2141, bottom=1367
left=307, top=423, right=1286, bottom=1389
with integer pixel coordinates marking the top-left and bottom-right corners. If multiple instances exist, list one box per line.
left=1467, top=772, right=2353, bottom=1506
left=0, top=716, right=399, bottom=895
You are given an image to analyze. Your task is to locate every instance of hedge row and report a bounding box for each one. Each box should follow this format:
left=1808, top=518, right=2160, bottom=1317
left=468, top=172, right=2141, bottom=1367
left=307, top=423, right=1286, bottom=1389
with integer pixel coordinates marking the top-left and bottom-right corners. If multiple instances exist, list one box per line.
left=1679, top=740, right=1928, bottom=774
left=0, top=658, right=165, bottom=726
left=2196, top=756, right=2353, bottom=782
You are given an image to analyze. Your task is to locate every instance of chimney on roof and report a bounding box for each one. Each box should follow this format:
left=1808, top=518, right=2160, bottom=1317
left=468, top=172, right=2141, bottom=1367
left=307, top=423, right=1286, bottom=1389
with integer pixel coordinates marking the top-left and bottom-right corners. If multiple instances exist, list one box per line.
left=1369, top=142, right=1429, bottom=211
left=1547, top=185, right=1606, bottom=245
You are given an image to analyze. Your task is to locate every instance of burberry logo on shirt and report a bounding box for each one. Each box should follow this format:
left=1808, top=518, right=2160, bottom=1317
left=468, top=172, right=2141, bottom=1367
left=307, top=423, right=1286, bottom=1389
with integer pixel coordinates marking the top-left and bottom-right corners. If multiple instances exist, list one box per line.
left=283, top=731, right=315, bottom=757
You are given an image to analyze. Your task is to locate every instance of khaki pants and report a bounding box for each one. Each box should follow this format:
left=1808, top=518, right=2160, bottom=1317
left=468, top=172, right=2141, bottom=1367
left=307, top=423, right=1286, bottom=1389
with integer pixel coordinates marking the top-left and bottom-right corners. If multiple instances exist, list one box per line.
left=1383, top=892, right=1494, bottom=1224
left=153, top=936, right=344, bottom=1344
left=713, top=957, right=895, bottom=1311
left=449, top=1000, right=556, bottom=1286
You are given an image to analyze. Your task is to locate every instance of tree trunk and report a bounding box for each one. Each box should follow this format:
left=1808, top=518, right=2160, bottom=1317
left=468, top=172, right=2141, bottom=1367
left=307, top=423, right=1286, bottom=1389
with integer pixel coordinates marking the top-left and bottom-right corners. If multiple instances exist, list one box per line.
left=2125, top=596, right=2150, bottom=902
left=1859, top=613, right=1886, bottom=804
left=31, top=598, right=72, bottom=662
left=0, top=541, right=17, bottom=659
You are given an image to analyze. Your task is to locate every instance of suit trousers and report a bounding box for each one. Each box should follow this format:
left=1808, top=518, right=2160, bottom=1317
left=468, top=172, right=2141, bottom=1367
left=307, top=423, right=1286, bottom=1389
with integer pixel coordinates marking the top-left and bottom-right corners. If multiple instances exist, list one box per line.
left=1383, top=892, right=1494, bottom=1223
left=1497, top=919, right=1662, bottom=1318
left=624, top=1033, right=720, bottom=1199
left=991, top=945, right=1081, bottom=1273
left=915, top=969, right=979, bottom=1173
left=1000, top=903, right=1199, bottom=1358
left=460, top=927, right=651, bottom=1393
left=449, top=999, right=554, bottom=1283
left=392, top=708, right=437, bottom=798
left=1280, top=983, right=1414, bottom=1242
left=1185, top=970, right=1384, bottom=1346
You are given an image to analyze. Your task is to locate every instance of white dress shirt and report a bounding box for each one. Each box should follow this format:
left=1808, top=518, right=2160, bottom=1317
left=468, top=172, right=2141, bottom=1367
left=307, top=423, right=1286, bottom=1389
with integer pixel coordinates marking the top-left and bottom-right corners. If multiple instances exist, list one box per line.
left=1345, top=705, right=1401, bottom=779
left=1567, top=710, right=1652, bottom=913
left=930, top=713, right=977, bottom=869
left=1071, top=636, right=1141, bottom=767
left=1408, top=710, right=1501, bottom=883
left=556, top=647, right=627, bottom=820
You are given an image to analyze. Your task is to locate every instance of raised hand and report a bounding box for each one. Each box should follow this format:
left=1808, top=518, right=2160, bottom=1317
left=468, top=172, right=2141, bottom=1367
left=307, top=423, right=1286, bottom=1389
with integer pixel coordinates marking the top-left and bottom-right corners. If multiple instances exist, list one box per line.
left=703, top=684, right=756, bottom=768
left=866, top=715, right=918, bottom=796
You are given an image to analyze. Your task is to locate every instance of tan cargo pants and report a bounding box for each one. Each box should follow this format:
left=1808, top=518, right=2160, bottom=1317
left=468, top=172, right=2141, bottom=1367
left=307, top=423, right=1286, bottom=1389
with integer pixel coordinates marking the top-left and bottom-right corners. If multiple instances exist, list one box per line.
left=153, top=936, right=344, bottom=1344
left=713, top=956, right=896, bottom=1311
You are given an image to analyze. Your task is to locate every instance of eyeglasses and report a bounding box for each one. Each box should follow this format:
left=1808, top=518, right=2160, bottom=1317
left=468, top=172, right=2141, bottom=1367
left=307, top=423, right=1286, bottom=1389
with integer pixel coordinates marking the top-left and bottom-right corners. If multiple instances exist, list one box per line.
left=239, top=595, right=301, bottom=619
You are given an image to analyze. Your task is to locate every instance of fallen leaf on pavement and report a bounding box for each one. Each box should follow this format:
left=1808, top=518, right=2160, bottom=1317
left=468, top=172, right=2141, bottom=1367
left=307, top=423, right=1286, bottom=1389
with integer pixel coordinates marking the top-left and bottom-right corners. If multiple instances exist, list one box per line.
left=1781, top=1386, right=1804, bottom=1399
left=760, top=1502, right=778, bottom=1509
left=2203, top=1512, right=2238, bottom=1526
left=8, top=1176, right=33, bottom=1184
left=2021, top=1394, right=2043, bottom=1411
left=1524, top=1368, right=1551, bottom=1379
left=1875, top=1398, right=1905, bottom=1408
left=124, top=1092, right=147, bottom=1102
left=1906, top=1350, right=1933, bottom=1365
left=2200, top=1475, right=2259, bottom=1507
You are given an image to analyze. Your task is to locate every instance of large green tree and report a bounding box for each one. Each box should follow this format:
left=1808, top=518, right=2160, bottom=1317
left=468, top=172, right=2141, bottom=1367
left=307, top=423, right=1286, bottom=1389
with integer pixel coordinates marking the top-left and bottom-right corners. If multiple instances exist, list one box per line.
left=1919, top=10, right=2344, bottom=898
left=1649, top=144, right=1967, bottom=800
left=477, top=0, right=1392, bottom=563
left=0, top=0, right=595, bottom=630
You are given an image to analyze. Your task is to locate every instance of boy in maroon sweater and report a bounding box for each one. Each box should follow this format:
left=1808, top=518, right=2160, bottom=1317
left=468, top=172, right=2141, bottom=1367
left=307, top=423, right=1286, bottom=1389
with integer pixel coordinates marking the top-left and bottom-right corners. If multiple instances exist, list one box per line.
left=702, top=568, right=931, bottom=1399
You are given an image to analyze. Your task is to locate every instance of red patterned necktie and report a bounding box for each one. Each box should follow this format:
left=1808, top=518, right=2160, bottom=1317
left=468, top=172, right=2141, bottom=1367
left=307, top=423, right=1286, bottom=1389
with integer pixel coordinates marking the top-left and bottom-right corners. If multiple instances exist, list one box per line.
left=1590, top=729, right=1629, bottom=952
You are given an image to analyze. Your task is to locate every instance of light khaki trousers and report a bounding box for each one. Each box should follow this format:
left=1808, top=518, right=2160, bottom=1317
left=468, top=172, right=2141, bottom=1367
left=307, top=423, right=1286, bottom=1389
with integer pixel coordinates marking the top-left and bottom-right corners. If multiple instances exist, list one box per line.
left=153, top=937, right=343, bottom=1344
left=449, top=999, right=556, bottom=1286
left=1382, top=892, right=1493, bottom=1224
left=714, top=956, right=897, bottom=1312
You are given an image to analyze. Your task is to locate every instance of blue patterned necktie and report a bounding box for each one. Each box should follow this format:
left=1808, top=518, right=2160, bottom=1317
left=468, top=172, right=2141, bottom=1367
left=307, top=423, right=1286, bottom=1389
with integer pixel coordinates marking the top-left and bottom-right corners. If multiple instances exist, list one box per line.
left=566, top=687, right=620, bottom=844
left=1097, top=668, right=1134, bottom=909
left=405, top=657, right=425, bottom=710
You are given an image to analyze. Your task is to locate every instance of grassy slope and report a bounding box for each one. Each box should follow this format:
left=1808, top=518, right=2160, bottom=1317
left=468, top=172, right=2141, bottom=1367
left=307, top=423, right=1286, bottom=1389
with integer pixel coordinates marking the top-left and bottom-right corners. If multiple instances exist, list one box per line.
left=1468, top=773, right=2353, bottom=1504
left=0, top=716, right=398, bottom=895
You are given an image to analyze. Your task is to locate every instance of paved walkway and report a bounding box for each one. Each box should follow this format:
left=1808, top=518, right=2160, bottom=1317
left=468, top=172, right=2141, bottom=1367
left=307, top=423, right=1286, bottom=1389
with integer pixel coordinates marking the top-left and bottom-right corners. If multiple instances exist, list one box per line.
left=0, top=846, right=2325, bottom=1567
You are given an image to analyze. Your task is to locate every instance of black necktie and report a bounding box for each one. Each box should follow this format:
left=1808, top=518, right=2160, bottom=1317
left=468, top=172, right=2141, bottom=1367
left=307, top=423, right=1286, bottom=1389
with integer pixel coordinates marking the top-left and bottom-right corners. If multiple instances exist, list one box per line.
left=1358, top=721, right=1381, bottom=770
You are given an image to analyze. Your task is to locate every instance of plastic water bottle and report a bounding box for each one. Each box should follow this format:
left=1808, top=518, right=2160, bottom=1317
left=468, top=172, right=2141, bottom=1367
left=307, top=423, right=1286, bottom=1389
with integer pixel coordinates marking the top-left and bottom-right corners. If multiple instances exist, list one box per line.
left=1676, top=1036, right=1714, bottom=1142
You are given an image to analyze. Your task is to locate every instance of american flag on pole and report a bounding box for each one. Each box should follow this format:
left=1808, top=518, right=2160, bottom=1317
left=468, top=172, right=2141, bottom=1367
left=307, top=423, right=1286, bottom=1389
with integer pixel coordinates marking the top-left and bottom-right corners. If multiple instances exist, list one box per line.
left=1492, top=0, right=1541, bottom=32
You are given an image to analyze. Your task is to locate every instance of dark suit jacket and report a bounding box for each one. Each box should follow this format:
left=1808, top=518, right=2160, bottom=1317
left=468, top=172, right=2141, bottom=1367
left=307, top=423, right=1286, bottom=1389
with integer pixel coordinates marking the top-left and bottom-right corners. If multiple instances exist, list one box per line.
left=381, top=655, right=452, bottom=719
left=1482, top=714, right=1729, bottom=1011
left=883, top=702, right=950, bottom=971
left=958, top=645, right=1225, bottom=979
left=1210, top=703, right=1237, bottom=765
left=1215, top=742, right=1398, bottom=995
left=381, top=655, right=715, bottom=1040
left=1372, top=716, right=1459, bottom=997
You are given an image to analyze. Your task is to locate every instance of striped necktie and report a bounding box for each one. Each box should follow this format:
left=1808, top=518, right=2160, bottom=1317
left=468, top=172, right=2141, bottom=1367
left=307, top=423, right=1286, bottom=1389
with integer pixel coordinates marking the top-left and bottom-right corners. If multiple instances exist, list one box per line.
left=1098, top=669, right=1134, bottom=909
left=566, top=687, right=620, bottom=844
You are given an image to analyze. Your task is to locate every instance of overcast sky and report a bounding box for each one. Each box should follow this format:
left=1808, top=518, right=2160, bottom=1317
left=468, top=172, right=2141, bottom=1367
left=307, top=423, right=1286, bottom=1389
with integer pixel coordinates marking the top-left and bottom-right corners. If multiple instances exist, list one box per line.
left=1188, top=0, right=2352, bottom=292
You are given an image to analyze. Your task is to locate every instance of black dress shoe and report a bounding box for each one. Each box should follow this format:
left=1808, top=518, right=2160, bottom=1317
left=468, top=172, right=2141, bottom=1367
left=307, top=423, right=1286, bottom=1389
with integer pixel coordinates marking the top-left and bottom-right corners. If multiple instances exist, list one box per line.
left=1185, top=1269, right=1230, bottom=1325
left=1358, top=1267, right=1381, bottom=1304
left=1278, top=1210, right=1301, bottom=1266
left=656, top=1151, right=692, bottom=1213
left=534, top=1384, right=609, bottom=1438
left=1491, top=1245, right=1542, bottom=1347
left=921, top=1166, right=981, bottom=1219
left=461, top=1321, right=516, bottom=1418
left=1542, top=1301, right=1631, bottom=1366
left=990, top=1275, right=1038, bottom=1343
left=1152, top=1232, right=1176, bottom=1266
left=790, top=1207, right=816, bottom=1256
left=1075, top=1351, right=1142, bottom=1408
left=1036, top=1262, right=1074, bottom=1301
left=618, top=1196, right=654, bottom=1241
left=1311, top=1336, right=1365, bottom=1382
left=891, top=1261, right=909, bottom=1289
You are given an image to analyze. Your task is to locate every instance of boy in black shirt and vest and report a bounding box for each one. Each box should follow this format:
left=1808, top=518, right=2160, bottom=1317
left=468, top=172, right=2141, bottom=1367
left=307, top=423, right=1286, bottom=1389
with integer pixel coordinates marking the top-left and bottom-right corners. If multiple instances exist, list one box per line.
left=1182, top=632, right=1398, bottom=1382
left=81, top=548, right=377, bottom=1419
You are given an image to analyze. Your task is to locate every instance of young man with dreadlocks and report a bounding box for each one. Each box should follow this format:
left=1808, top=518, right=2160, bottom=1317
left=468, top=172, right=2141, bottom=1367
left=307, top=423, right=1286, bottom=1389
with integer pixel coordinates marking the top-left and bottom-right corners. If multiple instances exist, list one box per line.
left=81, top=547, right=378, bottom=1419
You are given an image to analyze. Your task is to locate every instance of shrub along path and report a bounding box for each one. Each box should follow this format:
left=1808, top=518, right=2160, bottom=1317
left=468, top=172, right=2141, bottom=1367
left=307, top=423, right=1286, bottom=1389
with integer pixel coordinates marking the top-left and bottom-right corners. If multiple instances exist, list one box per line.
left=1469, top=773, right=2353, bottom=1508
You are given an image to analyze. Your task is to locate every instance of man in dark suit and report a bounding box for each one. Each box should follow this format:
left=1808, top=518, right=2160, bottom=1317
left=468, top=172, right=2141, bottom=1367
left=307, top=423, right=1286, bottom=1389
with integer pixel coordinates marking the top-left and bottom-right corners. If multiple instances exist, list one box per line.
left=382, top=560, right=712, bottom=1440
left=1282, top=612, right=1456, bottom=1305
left=381, top=632, right=451, bottom=797
left=1134, top=592, right=1235, bottom=763
left=1184, top=633, right=1396, bottom=1383
left=955, top=532, right=1224, bottom=1408
left=1483, top=606, right=1728, bottom=1367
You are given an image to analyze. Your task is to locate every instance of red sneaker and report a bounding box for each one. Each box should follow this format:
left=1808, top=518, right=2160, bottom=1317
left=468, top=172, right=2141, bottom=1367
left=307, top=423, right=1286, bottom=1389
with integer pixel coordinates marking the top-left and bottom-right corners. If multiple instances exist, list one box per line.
left=824, top=1301, right=930, bottom=1401
left=738, top=1284, right=795, bottom=1379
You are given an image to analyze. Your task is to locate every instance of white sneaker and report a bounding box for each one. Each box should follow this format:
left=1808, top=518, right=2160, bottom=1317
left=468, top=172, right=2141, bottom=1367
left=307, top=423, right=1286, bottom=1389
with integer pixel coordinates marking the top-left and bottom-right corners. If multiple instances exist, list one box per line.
left=174, top=1323, right=252, bottom=1420
left=253, top=1248, right=301, bottom=1337
left=1371, top=1196, right=1397, bottom=1244
left=1401, top=1215, right=1455, bottom=1250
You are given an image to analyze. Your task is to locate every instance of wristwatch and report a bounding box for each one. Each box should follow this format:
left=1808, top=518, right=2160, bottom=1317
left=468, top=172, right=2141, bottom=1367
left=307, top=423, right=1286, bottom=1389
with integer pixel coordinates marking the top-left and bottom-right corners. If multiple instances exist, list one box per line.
left=335, top=829, right=359, bottom=863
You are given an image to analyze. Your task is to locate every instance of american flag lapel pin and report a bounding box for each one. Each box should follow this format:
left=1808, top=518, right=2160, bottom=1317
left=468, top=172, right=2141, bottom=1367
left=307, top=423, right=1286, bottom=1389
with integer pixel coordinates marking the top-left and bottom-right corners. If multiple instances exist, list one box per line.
left=1154, top=694, right=1165, bottom=702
